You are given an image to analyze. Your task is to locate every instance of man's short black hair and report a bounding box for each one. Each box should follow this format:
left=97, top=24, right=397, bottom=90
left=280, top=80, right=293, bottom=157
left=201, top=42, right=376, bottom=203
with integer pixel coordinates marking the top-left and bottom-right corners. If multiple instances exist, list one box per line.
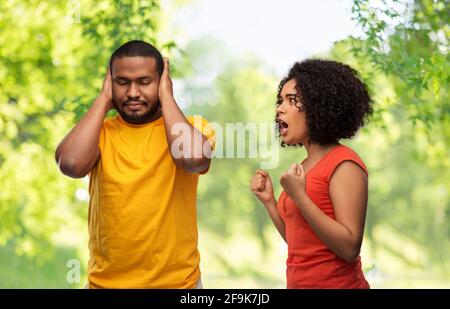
left=109, top=40, right=164, bottom=76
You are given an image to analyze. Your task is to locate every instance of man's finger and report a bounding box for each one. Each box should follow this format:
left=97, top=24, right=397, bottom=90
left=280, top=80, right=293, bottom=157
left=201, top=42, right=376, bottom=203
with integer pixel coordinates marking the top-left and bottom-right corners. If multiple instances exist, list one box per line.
left=163, top=57, right=170, bottom=75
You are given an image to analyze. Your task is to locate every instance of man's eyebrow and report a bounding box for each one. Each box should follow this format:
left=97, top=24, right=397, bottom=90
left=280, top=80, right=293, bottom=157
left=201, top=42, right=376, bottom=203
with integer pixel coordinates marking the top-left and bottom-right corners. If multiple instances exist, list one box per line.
left=114, top=76, right=129, bottom=80
left=286, top=93, right=298, bottom=97
left=114, top=76, right=153, bottom=80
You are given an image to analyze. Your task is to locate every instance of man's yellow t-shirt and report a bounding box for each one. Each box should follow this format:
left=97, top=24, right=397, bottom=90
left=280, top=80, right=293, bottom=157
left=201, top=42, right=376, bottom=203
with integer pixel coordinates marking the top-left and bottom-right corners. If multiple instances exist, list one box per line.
left=87, top=114, right=214, bottom=288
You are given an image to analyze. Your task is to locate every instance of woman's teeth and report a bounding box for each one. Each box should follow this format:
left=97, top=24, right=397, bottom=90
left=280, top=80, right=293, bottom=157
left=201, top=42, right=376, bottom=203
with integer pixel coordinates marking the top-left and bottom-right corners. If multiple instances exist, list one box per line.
left=278, top=120, right=288, bottom=135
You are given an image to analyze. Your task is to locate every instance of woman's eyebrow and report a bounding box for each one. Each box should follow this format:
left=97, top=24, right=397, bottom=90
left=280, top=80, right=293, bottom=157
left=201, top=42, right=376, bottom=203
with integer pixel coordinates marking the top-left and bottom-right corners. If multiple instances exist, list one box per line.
left=279, top=92, right=298, bottom=98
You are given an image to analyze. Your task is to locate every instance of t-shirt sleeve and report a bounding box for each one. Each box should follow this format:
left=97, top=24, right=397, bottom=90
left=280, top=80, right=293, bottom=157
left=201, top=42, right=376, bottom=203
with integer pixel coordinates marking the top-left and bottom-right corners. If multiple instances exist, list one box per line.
left=186, top=115, right=215, bottom=174
left=89, top=119, right=108, bottom=178
left=98, top=121, right=106, bottom=152
left=186, top=115, right=216, bottom=151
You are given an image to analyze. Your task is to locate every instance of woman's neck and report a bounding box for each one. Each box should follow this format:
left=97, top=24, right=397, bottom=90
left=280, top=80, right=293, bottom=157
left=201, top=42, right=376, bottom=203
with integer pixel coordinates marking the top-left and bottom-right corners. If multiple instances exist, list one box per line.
left=303, top=142, right=340, bottom=164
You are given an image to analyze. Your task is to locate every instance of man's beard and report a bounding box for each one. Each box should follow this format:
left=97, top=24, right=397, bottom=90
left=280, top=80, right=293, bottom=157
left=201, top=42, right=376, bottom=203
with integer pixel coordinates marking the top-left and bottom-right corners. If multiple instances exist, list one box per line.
left=113, top=99, right=161, bottom=124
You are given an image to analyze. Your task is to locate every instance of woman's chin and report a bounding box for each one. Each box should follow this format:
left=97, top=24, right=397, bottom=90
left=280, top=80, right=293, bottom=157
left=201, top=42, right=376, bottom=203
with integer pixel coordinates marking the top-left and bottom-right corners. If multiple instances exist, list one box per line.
left=281, top=135, right=291, bottom=144
left=282, top=135, right=302, bottom=145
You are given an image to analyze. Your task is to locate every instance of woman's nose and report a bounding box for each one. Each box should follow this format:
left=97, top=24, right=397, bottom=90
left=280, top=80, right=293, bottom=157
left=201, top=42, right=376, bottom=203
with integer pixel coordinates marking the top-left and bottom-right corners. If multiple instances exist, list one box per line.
left=276, top=102, right=285, bottom=114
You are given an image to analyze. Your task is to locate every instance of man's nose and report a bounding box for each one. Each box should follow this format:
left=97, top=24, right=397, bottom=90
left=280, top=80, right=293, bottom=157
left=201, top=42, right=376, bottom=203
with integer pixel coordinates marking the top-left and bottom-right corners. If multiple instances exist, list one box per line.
left=127, top=82, right=141, bottom=99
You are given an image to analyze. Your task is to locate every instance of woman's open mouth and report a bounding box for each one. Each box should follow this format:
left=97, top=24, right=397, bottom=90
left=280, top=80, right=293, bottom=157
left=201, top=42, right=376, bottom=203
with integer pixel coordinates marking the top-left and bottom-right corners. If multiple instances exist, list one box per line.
left=277, top=119, right=289, bottom=136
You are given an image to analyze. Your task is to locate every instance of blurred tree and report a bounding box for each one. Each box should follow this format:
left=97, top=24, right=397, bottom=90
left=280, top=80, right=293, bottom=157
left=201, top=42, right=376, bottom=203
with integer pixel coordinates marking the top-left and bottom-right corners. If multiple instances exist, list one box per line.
left=1, top=0, right=448, bottom=288
left=192, top=56, right=281, bottom=247
left=181, top=37, right=302, bottom=260
left=0, top=0, right=181, bottom=286
left=350, top=0, right=449, bottom=163
left=333, top=0, right=450, bottom=279
left=181, top=3, right=450, bottom=280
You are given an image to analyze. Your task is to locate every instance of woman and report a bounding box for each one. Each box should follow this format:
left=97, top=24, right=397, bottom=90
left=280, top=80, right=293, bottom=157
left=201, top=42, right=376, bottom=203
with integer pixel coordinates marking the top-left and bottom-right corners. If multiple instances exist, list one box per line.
left=250, top=59, right=373, bottom=288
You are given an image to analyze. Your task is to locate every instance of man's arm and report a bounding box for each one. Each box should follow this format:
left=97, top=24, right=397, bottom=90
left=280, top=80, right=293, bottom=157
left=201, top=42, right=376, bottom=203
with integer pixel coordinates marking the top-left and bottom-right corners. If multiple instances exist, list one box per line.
left=55, top=68, right=113, bottom=178
left=158, top=58, right=212, bottom=174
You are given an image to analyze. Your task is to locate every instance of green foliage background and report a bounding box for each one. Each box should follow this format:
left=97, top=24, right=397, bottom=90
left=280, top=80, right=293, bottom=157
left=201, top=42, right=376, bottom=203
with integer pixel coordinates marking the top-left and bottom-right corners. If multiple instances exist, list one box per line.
left=0, top=0, right=448, bottom=287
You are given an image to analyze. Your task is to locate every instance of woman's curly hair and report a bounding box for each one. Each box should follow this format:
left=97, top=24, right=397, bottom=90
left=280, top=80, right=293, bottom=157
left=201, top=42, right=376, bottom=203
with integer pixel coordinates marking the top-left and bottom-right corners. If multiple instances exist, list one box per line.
left=276, top=59, right=373, bottom=147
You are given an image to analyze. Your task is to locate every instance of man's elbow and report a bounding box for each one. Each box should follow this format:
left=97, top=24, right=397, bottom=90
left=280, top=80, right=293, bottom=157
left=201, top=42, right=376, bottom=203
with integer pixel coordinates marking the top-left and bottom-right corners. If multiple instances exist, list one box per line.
left=182, top=158, right=211, bottom=174
left=56, top=155, right=89, bottom=179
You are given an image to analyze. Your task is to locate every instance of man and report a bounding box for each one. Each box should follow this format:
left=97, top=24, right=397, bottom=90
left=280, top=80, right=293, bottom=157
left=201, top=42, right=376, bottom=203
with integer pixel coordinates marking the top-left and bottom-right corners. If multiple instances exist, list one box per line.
left=55, top=40, right=214, bottom=288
